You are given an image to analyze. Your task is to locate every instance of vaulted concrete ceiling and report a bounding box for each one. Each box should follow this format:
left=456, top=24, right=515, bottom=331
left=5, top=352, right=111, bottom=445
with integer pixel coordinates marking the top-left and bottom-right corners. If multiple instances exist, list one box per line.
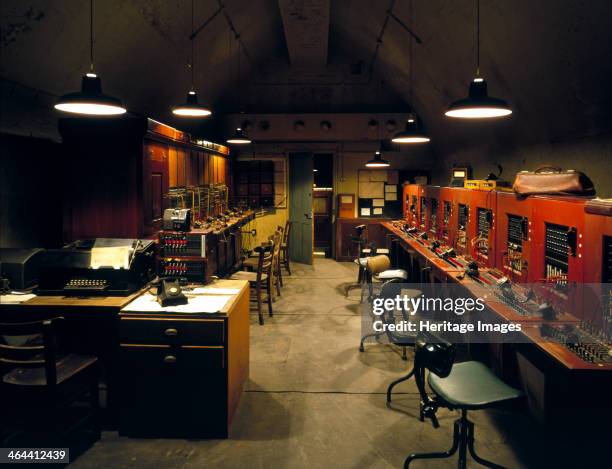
left=278, top=0, right=329, bottom=67
left=1, top=0, right=611, bottom=156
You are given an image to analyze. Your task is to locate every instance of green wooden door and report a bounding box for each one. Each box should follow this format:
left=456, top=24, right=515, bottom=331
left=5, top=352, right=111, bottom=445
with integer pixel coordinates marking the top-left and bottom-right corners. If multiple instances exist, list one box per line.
left=289, top=153, right=314, bottom=265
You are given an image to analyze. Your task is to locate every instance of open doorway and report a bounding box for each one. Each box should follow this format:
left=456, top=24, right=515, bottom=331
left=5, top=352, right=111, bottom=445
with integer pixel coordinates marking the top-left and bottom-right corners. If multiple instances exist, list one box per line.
left=313, top=153, right=334, bottom=258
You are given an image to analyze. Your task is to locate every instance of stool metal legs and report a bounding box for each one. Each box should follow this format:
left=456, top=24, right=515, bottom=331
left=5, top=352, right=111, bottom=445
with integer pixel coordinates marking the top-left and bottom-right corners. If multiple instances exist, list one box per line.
left=405, top=410, right=506, bottom=469
left=345, top=263, right=367, bottom=298
left=358, top=331, right=383, bottom=352
left=386, top=366, right=414, bottom=403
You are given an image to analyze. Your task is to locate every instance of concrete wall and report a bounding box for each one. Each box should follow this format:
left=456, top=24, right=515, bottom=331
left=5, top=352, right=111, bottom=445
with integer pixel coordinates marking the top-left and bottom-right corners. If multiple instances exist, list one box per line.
left=234, top=140, right=437, bottom=246
left=432, top=133, right=612, bottom=197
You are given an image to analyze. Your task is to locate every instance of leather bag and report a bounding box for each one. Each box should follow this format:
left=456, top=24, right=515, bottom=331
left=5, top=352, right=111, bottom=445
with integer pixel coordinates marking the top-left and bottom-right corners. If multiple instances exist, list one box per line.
left=512, top=166, right=595, bottom=196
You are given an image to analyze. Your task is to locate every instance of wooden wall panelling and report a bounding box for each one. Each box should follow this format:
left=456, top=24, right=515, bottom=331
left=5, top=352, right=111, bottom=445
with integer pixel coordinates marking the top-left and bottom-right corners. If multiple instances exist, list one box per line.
left=177, top=147, right=186, bottom=187
left=168, top=146, right=178, bottom=188
left=335, top=218, right=390, bottom=261
left=143, top=141, right=170, bottom=235
left=59, top=117, right=229, bottom=242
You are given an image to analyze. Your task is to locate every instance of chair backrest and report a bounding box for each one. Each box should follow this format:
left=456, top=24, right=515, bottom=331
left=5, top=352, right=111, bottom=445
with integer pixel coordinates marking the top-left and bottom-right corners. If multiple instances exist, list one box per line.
left=0, top=317, right=64, bottom=386
left=414, top=334, right=455, bottom=378
left=350, top=224, right=367, bottom=244
left=271, top=229, right=282, bottom=261
left=255, top=242, right=274, bottom=283
left=283, top=220, right=292, bottom=244
left=413, top=333, right=456, bottom=416
left=366, top=255, right=391, bottom=275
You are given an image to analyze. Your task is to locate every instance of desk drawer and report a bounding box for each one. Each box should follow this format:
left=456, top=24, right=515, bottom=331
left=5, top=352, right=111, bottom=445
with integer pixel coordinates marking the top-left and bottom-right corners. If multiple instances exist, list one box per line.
left=120, top=317, right=225, bottom=346
left=119, top=344, right=225, bottom=370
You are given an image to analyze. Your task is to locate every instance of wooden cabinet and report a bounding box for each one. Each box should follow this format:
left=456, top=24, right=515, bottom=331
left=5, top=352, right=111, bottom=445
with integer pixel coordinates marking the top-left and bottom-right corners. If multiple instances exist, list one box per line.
left=59, top=117, right=230, bottom=241
left=117, top=280, right=250, bottom=438
left=335, top=218, right=391, bottom=261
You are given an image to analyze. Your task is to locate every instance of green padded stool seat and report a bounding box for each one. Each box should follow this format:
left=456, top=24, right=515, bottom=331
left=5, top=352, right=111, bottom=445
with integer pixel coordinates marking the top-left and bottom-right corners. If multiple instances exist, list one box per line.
left=428, top=361, right=523, bottom=410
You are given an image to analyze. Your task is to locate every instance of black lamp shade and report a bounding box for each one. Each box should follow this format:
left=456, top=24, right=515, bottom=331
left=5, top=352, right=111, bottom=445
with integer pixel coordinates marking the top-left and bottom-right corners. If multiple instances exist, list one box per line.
left=226, top=127, right=251, bottom=145
left=446, top=78, right=512, bottom=119
left=172, top=91, right=212, bottom=117
left=392, top=116, right=431, bottom=143
left=365, top=151, right=390, bottom=168
left=55, top=74, right=126, bottom=115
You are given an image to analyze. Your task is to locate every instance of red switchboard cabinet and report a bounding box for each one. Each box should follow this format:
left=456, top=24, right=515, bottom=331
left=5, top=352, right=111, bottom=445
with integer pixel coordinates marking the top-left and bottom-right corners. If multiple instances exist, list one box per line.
left=402, top=184, right=423, bottom=227
left=495, top=192, right=535, bottom=282
left=583, top=201, right=612, bottom=283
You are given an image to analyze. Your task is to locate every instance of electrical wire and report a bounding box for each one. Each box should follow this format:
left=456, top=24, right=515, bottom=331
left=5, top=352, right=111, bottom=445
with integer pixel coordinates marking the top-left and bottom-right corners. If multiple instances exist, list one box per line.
left=475, top=0, right=480, bottom=76
left=89, top=0, right=94, bottom=72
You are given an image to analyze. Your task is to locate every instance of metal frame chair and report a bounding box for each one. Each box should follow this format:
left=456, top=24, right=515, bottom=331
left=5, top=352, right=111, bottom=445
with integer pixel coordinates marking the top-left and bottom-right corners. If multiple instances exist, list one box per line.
left=404, top=334, right=523, bottom=469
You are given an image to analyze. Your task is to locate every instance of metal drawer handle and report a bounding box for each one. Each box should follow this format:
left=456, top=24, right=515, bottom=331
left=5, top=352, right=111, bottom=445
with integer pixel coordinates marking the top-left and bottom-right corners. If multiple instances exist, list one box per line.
left=163, top=355, right=177, bottom=364
left=164, top=328, right=178, bottom=336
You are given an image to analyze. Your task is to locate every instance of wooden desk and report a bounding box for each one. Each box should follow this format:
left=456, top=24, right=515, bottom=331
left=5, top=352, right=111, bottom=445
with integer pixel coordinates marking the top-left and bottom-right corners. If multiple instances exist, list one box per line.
left=381, top=221, right=612, bottom=372
left=335, top=218, right=391, bottom=261
left=0, top=289, right=146, bottom=423
left=117, top=279, right=250, bottom=438
left=0, top=280, right=251, bottom=436
left=382, top=221, right=465, bottom=282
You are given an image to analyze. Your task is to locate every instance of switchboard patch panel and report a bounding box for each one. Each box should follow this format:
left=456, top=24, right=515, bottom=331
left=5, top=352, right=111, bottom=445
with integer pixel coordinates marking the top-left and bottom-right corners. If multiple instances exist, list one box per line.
left=458, top=204, right=469, bottom=229
left=475, top=208, right=492, bottom=257
left=545, top=223, right=570, bottom=281
left=507, top=214, right=528, bottom=273
left=159, top=258, right=207, bottom=283
left=604, top=235, right=612, bottom=283
left=430, top=199, right=439, bottom=234
left=457, top=203, right=469, bottom=250
left=442, top=201, right=451, bottom=239
left=420, top=197, right=427, bottom=227
left=477, top=208, right=492, bottom=237
left=159, top=232, right=206, bottom=257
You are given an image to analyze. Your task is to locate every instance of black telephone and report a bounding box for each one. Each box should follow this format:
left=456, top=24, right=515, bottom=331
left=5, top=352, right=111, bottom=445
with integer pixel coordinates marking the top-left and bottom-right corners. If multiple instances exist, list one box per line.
left=157, top=278, right=188, bottom=307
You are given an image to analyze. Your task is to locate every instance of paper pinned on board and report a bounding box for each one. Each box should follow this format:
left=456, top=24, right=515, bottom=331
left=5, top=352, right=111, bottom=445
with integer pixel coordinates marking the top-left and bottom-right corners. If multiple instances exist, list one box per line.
left=385, top=185, right=397, bottom=193
left=385, top=192, right=398, bottom=201
left=360, top=208, right=371, bottom=216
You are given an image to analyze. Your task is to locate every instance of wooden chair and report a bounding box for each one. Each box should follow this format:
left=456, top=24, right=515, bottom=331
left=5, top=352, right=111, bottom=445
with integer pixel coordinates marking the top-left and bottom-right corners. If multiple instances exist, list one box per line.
left=275, top=225, right=285, bottom=287
left=270, top=229, right=283, bottom=297
left=230, top=243, right=274, bottom=325
left=0, top=317, right=100, bottom=446
left=280, top=220, right=292, bottom=276
left=242, top=229, right=283, bottom=298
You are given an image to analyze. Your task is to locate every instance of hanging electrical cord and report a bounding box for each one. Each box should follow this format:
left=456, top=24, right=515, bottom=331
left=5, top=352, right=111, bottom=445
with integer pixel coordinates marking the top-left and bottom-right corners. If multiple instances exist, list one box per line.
left=216, top=0, right=254, bottom=65
left=475, top=0, right=480, bottom=77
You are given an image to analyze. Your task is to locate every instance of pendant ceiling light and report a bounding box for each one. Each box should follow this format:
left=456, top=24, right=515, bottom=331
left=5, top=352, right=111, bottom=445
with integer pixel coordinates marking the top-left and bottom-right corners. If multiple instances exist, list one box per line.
left=445, top=0, right=512, bottom=119
left=226, top=127, right=251, bottom=144
left=55, top=0, right=126, bottom=116
left=172, top=0, right=212, bottom=117
left=365, top=151, right=390, bottom=168
left=392, top=113, right=431, bottom=143
left=392, top=0, right=430, bottom=144
left=227, top=40, right=251, bottom=144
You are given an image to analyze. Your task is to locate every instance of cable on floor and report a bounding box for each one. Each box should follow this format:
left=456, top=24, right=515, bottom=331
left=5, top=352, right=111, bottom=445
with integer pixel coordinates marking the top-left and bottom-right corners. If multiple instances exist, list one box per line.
left=244, top=389, right=419, bottom=395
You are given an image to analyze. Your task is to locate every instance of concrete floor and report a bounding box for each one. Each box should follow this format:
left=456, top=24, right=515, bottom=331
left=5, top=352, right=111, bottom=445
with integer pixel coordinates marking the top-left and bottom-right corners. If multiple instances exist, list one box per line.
left=71, top=259, right=607, bottom=468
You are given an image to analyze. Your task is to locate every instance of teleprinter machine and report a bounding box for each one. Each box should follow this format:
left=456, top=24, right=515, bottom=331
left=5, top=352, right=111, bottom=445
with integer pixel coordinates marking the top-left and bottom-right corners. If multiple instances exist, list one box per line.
left=37, top=238, right=156, bottom=296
